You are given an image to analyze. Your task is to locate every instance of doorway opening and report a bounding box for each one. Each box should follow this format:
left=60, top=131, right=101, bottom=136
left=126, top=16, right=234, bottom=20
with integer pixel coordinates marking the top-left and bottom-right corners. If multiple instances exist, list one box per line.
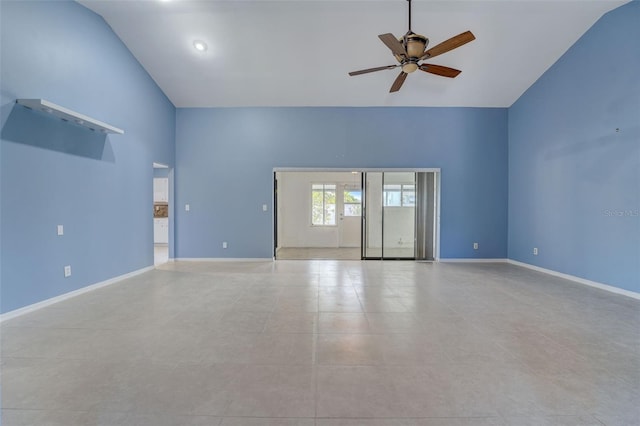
left=274, top=169, right=440, bottom=261
left=153, top=162, right=171, bottom=265
left=275, top=171, right=362, bottom=260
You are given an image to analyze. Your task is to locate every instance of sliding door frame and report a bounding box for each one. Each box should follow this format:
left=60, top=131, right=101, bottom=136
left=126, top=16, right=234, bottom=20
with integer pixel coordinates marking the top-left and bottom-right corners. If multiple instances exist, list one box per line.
left=273, top=167, right=441, bottom=261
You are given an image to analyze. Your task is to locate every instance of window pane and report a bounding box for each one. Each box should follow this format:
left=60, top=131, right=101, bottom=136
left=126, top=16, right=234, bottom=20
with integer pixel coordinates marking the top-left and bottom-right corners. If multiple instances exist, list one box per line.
left=402, top=184, right=415, bottom=206
left=324, top=189, right=336, bottom=225
left=344, top=204, right=362, bottom=216
left=344, top=189, right=362, bottom=217
left=324, top=204, right=335, bottom=225
left=384, top=191, right=401, bottom=207
left=312, top=189, right=324, bottom=225
left=343, top=190, right=361, bottom=203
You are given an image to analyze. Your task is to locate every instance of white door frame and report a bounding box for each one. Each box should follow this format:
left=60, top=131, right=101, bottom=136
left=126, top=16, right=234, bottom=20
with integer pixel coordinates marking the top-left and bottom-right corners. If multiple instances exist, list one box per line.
left=273, top=167, right=441, bottom=261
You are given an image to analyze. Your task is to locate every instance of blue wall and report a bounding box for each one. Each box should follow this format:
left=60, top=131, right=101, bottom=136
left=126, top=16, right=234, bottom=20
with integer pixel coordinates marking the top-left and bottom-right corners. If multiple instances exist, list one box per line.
left=508, top=1, right=640, bottom=293
left=0, top=1, right=176, bottom=313
left=175, top=107, right=508, bottom=259
left=2, top=1, right=634, bottom=314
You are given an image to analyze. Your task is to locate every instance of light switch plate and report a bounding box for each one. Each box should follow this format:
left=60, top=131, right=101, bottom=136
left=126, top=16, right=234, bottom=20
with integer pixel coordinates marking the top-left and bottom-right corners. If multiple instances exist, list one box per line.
left=57, top=225, right=64, bottom=236
left=64, top=265, right=71, bottom=277
left=262, top=204, right=268, bottom=212
left=185, top=204, right=190, bottom=211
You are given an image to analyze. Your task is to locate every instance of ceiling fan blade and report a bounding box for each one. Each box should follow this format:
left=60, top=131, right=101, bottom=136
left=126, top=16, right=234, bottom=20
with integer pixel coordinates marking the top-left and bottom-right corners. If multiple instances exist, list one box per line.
left=419, top=64, right=462, bottom=78
left=390, top=71, right=408, bottom=93
left=420, top=31, right=475, bottom=60
left=378, top=33, right=407, bottom=57
left=348, top=65, right=399, bottom=76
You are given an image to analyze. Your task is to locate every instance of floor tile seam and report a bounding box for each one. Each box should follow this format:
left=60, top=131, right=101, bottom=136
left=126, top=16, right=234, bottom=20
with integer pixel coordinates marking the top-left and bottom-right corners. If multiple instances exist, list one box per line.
left=591, top=413, right=616, bottom=426
left=0, top=408, right=226, bottom=422
left=313, top=360, right=319, bottom=418
left=473, top=333, right=551, bottom=377
left=312, top=415, right=507, bottom=420
left=0, top=325, right=157, bottom=332
left=513, top=414, right=608, bottom=425
left=218, top=415, right=317, bottom=419
left=352, top=286, right=370, bottom=319
left=526, top=328, right=635, bottom=381
left=0, top=355, right=227, bottom=369
left=536, top=324, right=640, bottom=362
left=315, top=331, right=441, bottom=336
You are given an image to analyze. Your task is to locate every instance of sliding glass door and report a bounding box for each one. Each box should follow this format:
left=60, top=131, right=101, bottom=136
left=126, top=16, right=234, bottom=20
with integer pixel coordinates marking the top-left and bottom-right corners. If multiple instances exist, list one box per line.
left=362, top=171, right=436, bottom=260
left=363, top=172, right=383, bottom=258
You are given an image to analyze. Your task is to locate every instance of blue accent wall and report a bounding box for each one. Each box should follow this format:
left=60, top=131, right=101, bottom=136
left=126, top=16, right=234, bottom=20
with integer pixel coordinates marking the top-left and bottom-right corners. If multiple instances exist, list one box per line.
left=508, top=2, right=640, bottom=292
left=175, top=107, right=508, bottom=260
left=0, top=1, right=176, bottom=313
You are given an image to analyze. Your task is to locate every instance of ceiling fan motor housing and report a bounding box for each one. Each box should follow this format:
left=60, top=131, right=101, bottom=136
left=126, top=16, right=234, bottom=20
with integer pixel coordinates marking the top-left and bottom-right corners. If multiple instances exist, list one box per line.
left=395, top=33, right=428, bottom=73
left=404, top=33, right=429, bottom=58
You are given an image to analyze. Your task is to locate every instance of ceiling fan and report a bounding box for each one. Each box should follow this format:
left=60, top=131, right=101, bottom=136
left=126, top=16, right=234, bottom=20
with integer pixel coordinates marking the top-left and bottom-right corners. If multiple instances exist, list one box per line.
left=349, top=0, right=475, bottom=93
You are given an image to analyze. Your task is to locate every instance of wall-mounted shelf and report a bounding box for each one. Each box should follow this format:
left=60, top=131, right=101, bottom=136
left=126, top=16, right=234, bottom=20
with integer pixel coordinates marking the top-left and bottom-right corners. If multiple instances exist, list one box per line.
left=16, top=99, right=124, bottom=135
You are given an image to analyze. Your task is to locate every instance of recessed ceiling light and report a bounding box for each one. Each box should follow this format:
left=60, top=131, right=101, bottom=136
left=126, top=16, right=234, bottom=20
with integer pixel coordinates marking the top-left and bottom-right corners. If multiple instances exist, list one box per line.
left=193, top=40, right=208, bottom=52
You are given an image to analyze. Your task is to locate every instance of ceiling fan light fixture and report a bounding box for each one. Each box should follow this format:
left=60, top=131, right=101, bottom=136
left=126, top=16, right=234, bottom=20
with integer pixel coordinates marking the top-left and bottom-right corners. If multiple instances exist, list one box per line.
left=402, top=62, right=419, bottom=73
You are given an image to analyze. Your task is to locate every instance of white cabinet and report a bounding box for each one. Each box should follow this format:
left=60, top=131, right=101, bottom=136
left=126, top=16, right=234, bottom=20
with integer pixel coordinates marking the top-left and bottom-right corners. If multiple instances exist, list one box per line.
left=153, top=178, right=169, bottom=203
left=154, top=218, right=169, bottom=244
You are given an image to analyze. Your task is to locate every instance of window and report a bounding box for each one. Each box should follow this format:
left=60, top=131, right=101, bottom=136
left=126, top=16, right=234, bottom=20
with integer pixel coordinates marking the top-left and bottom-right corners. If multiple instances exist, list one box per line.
left=343, top=189, right=362, bottom=217
left=384, top=184, right=415, bottom=207
left=312, top=184, right=336, bottom=225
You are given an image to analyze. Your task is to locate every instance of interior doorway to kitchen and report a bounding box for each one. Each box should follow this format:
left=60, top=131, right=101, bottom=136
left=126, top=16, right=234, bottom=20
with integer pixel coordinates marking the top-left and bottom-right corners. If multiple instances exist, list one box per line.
left=153, top=162, right=171, bottom=265
left=274, top=169, right=440, bottom=261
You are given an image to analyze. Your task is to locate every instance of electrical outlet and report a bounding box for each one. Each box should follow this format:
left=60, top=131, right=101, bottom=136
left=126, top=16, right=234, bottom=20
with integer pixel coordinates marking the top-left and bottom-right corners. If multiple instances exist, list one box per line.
left=57, top=225, right=64, bottom=236
left=64, top=265, right=71, bottom=277
left=473, top=242, right=478, bottom=250
left=533, top=247, right=538, bottom=255
left=223, top=241, right=228, bottom=249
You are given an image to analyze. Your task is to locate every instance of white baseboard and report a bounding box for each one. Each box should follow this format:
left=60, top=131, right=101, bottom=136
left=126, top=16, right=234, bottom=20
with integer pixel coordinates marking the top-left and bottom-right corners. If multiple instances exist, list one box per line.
left=174, top=258, right=273, bottom=262
left=0, top=266, right=155, bottom=323
left=507, top=259, right=640, bottom=300
left=439, top=258, right=508, bottom=263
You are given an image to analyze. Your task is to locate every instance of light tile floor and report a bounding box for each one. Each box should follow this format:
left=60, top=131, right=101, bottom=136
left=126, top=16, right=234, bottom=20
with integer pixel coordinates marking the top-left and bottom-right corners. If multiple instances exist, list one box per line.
left=1, top=261, right=639, bottom=426
left=276, top=248, right=361, bottom=260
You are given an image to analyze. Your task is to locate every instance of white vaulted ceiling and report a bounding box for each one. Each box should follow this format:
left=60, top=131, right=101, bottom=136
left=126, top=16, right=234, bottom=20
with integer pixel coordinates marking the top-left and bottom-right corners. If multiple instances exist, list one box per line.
left=78, top=0, right=628, bottom=107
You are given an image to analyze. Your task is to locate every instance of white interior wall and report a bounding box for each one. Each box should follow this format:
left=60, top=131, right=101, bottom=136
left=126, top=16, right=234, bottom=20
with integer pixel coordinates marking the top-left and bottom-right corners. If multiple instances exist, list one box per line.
left=383, top=208, right=415, bottom=249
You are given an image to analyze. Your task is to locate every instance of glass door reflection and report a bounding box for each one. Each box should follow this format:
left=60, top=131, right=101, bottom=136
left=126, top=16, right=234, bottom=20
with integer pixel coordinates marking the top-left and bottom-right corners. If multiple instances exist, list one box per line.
left=382, top=172, right=416, bottom=259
